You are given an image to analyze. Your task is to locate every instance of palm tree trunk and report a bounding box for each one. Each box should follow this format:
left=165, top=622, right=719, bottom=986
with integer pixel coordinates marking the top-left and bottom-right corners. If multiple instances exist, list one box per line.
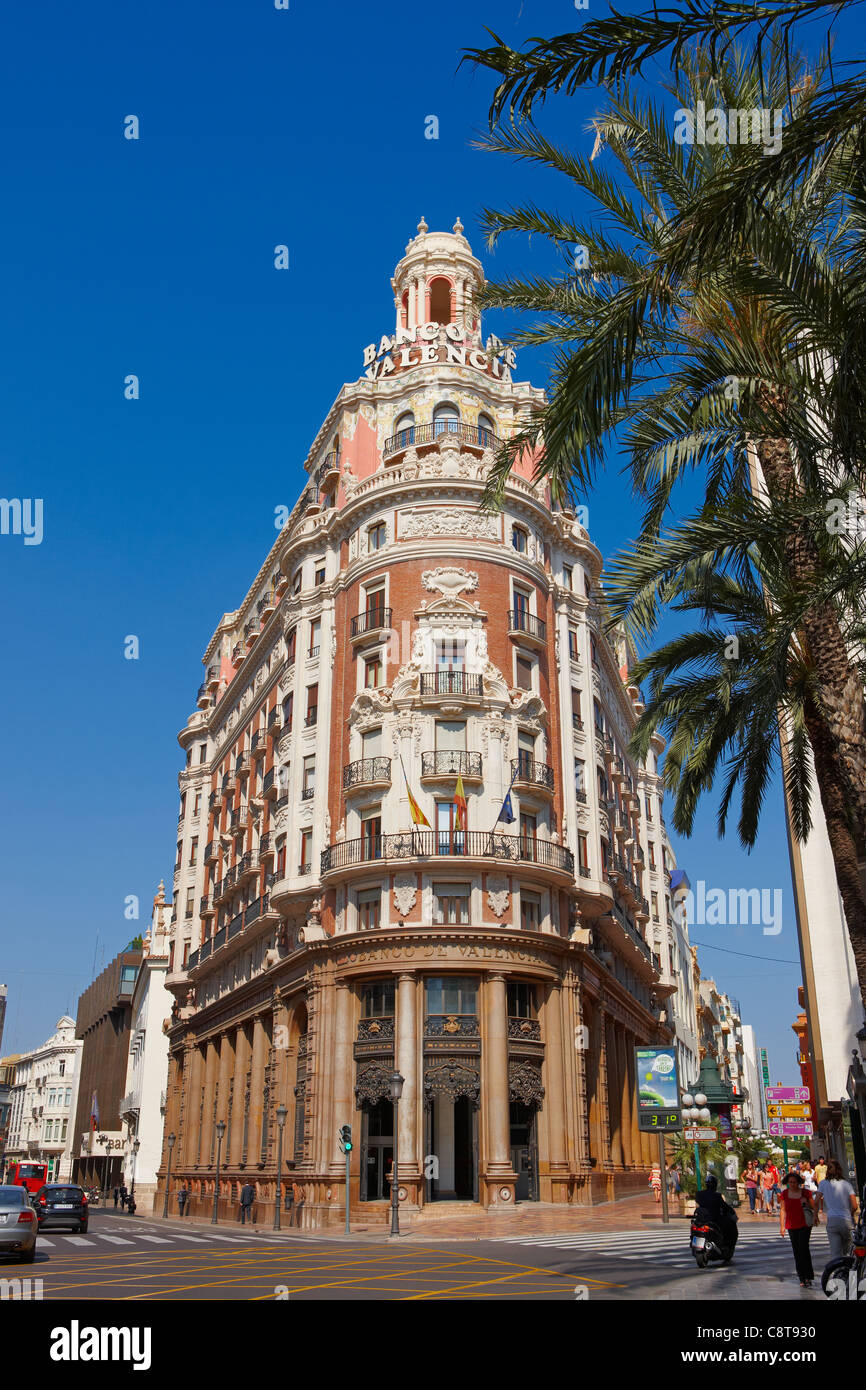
left=758, top=435, right=866, bottom=855
left=802, top=695, right=866, bottom=1015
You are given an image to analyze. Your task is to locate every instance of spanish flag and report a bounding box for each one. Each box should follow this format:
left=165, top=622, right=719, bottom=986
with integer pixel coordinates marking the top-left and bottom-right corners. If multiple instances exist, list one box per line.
left=401, top=757, right=431, bottom=827
left=454, top=774, right=468, bottom=831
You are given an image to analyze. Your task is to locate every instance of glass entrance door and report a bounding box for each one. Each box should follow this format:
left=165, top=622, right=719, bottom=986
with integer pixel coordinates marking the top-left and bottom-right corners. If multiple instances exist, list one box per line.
left=509, top=1102, right=539, bottom=1201
left=360, top=1099, right=394, bottom=1201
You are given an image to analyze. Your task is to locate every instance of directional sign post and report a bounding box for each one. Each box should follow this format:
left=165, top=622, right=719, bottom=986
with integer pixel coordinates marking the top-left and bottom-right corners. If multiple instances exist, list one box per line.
left=765, top=1087, right=810, bottom=1102
left=767, top=1103, right=812, bottom=1120
left=767, top=1120, right=814, bottom=1137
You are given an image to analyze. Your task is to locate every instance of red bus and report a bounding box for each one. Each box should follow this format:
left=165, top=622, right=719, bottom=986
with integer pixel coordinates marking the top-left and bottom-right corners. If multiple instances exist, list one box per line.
left=7, top=1162, right=49, bottom=1195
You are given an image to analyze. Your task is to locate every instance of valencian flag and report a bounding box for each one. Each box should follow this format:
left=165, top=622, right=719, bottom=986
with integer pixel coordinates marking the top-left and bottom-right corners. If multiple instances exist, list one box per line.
left=89, top=1091, right=100, bottom=1132
left=400, top=757, right=431, bottom=827
left=454, top=774, right=468, bottom=831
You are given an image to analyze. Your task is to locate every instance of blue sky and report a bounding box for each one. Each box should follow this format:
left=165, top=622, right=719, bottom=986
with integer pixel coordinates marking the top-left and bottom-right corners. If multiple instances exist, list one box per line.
left=3, top=0, right=852, bottom=1083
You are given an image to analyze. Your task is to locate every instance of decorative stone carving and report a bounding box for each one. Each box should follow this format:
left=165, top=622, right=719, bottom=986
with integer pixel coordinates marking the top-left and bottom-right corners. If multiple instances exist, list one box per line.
left=400, top=509, right=500, bottom=542
left=421, top=567, right=478, bottom=600
left=486, top=875, right=510, bottom=918
left=508, top=1059, right=545, bottom=1107
left=393, top=874, right=417, bottom=916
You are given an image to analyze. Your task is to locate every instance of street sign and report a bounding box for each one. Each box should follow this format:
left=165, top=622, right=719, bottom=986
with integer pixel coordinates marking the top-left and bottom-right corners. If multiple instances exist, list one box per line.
left=768, top=1120, right=813, bottom=1137
left=767, top=1103, right=812, bottom=1119
left=635, top=1045, right=681, bottom=1132
left=765, top=1086, right=810, bottom=1102
left=684, top=1127, right=718, bottom=1141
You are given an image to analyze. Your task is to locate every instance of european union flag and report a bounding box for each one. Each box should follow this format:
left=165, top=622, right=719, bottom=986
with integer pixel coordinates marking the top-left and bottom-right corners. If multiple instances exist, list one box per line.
left=497, top=791, right=515, bottom=825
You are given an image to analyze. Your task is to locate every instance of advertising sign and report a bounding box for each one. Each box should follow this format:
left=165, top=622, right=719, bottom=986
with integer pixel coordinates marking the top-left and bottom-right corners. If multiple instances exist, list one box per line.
left=635, top=1045, right=681, bottom=1132
left=684, top=1127, right=718, bottom=1142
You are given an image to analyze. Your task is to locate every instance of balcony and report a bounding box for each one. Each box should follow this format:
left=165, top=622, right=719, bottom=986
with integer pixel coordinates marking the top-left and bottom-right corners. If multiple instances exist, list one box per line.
left=304, top=709, right=318, bottom=728
left=263, top=767, right=277, bottom=799
left=383, top=420, right=501, bottom=460
left=267, top=708, right=282, bottom=735
left=419, top=671, right=483, bottom=700
left=208, top=791, right=221, bottom=814
left=316, top=450, right=341, bottom=489
left=420, top=751, right=482, bottom=782
left=231, top=807, right=251, bottom=834
left=511, top=756, right=554, bottom=793
left=206, top=665, right=220, bottom=690
left=222, top=772, right=237, bottom=797
left=301, top=786, right=315, bottom=801
left=257, top=589, right=276, bottom=619
left=576, top=789, right=587, bottom=804
left=231, top=642, right=245, bottom=666
left=572, top=714, right=584, bottom=733
left=250, top=730, right=266, bottom=759
left=321, top=830, right=574, bottom=878
left=343, top=757, right=392, bottom=792
left=204, top=840, right=216, bottom=863
left=507, top=610, right=547, bottom=646
left=238, top=850, right=260, bottom=881
left=244, top=619, right=260, bottom=647
left=235, top=750, right=251, bottom=776
left=350, top=606, right=393, bottom=642
left=276, top=792, right=289, bottom=811
left=196, top=682, right=210, bottom=708
left=200, top=896, right=215, bottom=917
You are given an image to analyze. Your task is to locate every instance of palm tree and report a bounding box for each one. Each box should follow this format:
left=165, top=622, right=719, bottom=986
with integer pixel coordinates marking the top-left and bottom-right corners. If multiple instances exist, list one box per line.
left=465, top=40, right=866, bottom=1003
left=603, top=497, right=866, bottom=1007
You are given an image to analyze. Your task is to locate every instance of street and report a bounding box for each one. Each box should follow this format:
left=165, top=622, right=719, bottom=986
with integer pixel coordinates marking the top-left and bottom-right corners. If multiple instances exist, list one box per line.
left=4, top=1207, right=834, bottom=1301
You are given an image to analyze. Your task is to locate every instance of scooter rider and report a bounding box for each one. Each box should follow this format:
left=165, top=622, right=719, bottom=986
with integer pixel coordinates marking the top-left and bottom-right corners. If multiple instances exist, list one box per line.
left=695, top=1175, right=738, bottom=1254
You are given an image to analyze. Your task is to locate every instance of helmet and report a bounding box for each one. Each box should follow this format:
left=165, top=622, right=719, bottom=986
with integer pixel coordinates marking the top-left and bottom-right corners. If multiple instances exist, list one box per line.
left=705, top=1175, right=718, bottom=1191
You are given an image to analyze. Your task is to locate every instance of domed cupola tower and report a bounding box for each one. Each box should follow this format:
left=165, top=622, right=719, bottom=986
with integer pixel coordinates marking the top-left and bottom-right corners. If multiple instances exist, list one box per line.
left=391, top=217, right=485, bottom=341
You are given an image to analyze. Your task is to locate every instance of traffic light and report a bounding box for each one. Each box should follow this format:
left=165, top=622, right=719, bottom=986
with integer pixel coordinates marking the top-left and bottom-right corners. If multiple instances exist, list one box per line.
left=339, top=1124, right=352, bottom=1153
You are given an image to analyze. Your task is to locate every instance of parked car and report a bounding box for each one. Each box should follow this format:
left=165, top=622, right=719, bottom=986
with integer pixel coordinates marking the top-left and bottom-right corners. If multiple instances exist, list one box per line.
left=0, top=1184, right=38, bottom=1261
left=33, top=1183, right=88, bottom=1233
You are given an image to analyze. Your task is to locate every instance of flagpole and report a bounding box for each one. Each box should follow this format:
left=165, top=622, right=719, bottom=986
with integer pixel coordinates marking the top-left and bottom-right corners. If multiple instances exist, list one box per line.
left=487, top=762, right=520, bottom=855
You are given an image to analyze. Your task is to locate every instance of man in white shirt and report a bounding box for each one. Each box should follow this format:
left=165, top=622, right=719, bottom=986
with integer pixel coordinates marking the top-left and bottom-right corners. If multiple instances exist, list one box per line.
left=816, top=1160, right=859, bottom=1258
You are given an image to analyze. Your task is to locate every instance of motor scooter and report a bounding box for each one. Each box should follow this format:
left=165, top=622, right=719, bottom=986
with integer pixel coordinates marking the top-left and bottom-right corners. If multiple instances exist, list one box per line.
left=690, top=1206, right=737, bottom=1268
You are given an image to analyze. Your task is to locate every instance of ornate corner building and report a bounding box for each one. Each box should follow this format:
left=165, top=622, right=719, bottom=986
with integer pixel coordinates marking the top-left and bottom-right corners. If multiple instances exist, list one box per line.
left=158, top=222, right=684, bottom=1227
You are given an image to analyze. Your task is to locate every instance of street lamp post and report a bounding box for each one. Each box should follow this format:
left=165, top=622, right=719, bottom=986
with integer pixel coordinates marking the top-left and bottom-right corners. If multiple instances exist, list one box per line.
left=130, top=1138, right=141, bottom=1212
left=389, top=1070, right=404, bottom=1238
left=212, top=1121, right=226, bottom=1225
left=273, top=1105, right=288, bottom=1231
left=162, top=1133, right=176, bottom=1218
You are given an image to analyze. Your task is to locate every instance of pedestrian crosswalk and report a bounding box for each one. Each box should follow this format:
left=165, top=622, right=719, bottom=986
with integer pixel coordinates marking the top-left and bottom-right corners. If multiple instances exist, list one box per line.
left=35, top=1224, right=350, bottom=1251
left=490, top=1227, right=832, bottom=1268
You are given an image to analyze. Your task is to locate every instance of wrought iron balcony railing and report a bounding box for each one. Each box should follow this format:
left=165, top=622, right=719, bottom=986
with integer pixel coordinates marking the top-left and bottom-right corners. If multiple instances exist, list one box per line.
left=421, top=751, right=482, bottom=778
left=342, top=757, right=392, bottom=790
left=507, top=610, right=547, bottom=642
left=511, top=756, right=554, bottom=789
left=419, top=671, right=483, bottom=697
left=350, top=607, right=392, bottom=638
left=383, top=420, right=501, bottom=458
left=321, top=830, right=573, bottom=875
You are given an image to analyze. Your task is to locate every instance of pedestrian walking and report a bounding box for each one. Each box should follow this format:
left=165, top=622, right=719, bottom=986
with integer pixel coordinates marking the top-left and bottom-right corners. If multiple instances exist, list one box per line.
left=744, top=1160, right=759, bottom=1215
left=779, top=1170, right=818, bottom=1287
left=761, top=1161, right=780, bottom=1214
left=120, top=1184, right=128, bottom=1211
left=814, top=1156, right=827, bottom=1186
left=177, top=1185, right=189, bottom=1217
left=113, top=1186, right=119, bottom=1209
left=239, top=1181, right=255, bottom=1225
left=816, top=1159, right=858, bottom=1259
left=649, top=1162, right=662, bottom=1203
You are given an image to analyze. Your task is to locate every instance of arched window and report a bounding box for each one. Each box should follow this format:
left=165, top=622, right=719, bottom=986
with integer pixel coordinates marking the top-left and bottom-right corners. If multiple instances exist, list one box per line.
left=478, top=412, right=495, bottom=447
left=394, top=411, right=415, bottom=449
left=401, top=290, right=410, bottom=328
left=429, top=277, right=452, bottom=325
left=433, top=402, right=460, bottom=438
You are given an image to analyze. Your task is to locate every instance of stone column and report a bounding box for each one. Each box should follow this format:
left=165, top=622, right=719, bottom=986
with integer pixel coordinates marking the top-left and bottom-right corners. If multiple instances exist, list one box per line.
left=395, top=972, right=421, bottom=1204
left=543, top=980, right=569, bottom=1200
left=248, top=1013, right=268, bottom=1167
left=619, top=1027, right=634, bottom=1167
left=230, top=1024, right=250, bottom=1168
left=483, top=972, right=516, bottom=1205
left=201, top=1038, right=219, bottom=1167
left=330, top=981, right=354, bottom=1176
left=607, top=1017, right=623, bottom=1166
left=185, top=1043, right=205, bottom=1170
left=216, top=1032, right=233, bottom=1138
